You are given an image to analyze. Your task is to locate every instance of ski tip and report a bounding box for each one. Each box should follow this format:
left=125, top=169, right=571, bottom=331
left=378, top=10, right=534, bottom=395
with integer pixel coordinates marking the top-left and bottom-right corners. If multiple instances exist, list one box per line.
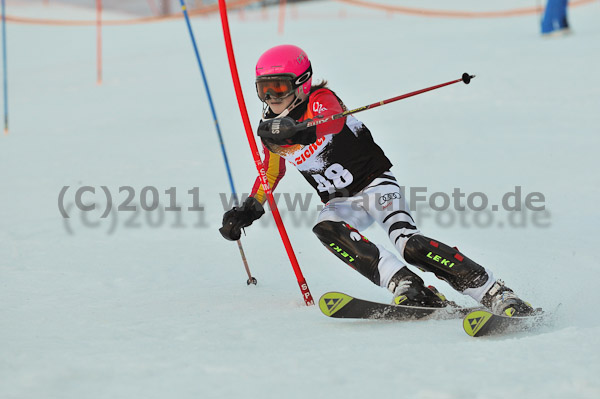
left=463, top=310, right=493, bottom=337
left=463, top=307, right=551, bottom=337
left=318, top=292, right=353, bottom=317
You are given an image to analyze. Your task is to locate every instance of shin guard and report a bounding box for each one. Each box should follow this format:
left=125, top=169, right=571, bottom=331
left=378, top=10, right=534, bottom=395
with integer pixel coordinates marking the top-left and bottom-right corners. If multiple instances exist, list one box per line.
left=312, top=221, right=381, bottom=285
left=403, top=234, right=489, bottom=292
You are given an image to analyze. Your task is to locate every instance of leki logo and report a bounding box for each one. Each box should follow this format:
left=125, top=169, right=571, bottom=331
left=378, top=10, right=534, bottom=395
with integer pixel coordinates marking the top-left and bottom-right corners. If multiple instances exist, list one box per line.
left=329, top=242, right=355, bottom=263
left=427, top=252, right=455, bottom=268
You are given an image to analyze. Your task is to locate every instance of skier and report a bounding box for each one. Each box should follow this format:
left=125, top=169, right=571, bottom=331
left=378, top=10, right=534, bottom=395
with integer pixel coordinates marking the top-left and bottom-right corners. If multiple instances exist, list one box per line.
left=219, top=44, right=534, bottom=317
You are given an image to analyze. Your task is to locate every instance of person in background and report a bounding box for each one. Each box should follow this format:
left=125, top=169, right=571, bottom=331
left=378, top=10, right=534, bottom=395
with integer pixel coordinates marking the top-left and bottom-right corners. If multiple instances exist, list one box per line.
left=541, top=0, right=571, bottom=36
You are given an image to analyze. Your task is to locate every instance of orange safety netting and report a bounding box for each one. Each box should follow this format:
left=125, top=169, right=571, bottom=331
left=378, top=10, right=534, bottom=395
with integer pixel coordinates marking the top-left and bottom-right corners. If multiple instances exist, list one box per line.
left=4, top=0, right=263, bottom=26
left=333, top=0, right=596, bottom=18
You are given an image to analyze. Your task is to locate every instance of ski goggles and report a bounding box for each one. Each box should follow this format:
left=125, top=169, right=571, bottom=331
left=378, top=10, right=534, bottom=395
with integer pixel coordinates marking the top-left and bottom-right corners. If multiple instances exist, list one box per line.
left=255, top=75, right=296, bottom=101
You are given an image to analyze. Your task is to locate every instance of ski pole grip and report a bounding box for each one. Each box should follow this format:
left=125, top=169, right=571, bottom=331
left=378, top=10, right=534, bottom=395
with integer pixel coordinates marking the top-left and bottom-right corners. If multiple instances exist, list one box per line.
left=294, top=120, right=310, bottom=132
left=462, top=73, right=475, bottom=84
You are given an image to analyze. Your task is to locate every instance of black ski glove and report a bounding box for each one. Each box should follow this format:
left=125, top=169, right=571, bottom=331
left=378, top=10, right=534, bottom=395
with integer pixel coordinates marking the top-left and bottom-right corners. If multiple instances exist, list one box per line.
left=219, top=197, right=265, bottom=241
left=257, top=117, right=316, bottom=146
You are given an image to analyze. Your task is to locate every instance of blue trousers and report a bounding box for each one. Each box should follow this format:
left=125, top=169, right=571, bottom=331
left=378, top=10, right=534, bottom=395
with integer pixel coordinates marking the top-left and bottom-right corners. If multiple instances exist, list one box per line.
left=541, top=0, right=569, bottom=34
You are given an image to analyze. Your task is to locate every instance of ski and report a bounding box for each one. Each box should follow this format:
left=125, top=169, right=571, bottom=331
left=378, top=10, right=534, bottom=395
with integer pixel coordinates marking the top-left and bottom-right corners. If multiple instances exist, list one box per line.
left=319, top=291, right=481, bottom=321
left=462, top=308, right=548, bottom=337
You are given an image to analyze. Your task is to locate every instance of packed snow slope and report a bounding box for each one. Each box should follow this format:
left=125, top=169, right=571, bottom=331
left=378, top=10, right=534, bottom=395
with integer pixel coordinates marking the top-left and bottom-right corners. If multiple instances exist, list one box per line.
left=1, top=1, right=599, bottom=398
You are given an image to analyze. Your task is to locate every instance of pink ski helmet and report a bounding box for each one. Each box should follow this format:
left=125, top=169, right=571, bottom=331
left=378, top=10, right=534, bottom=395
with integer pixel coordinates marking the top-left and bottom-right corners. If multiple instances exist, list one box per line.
left=255, top=44, right=313, bottom=109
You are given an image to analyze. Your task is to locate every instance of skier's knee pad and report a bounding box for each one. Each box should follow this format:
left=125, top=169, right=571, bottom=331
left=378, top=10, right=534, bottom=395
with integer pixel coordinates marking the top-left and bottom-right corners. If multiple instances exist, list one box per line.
left=403, top=234, right=489, bottom=291
left=312, top=221, right=380, bottom=285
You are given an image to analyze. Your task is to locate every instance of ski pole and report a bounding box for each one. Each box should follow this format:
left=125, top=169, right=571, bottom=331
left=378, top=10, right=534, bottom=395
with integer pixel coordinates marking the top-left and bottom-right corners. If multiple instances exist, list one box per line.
left=300, top=73, right=475, bottom=130
left=179, top=0, right=257, bottom=285
left=218, top=0, right=314, bottom=306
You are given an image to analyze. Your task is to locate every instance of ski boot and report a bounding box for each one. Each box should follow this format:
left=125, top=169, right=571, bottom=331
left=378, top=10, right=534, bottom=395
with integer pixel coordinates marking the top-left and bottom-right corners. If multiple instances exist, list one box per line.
left=388, top=267, right=448, bottom=308
left=481, top=280, right=534, bottom=317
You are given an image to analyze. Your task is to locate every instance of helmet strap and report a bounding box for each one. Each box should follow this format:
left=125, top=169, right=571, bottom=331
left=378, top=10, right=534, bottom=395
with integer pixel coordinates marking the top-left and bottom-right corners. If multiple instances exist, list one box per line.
left=285, top=94, right=305, bottom=114
left=261, top=92, right=303, bottom=119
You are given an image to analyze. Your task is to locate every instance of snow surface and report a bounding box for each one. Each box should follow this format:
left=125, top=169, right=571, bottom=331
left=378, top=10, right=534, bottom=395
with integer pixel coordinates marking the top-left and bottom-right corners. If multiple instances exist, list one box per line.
left=1, top=1, right=600, bottom=398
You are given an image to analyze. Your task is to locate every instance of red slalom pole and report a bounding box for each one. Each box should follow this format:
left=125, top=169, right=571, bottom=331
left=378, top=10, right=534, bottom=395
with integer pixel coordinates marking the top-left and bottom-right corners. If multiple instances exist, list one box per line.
left=96, top=0, right=102, bottom=85
left=217, top=0, right=314, bottom=306
left=277, top=0, right=287, bottom=35
left=304, top=73, right=475, bottom=129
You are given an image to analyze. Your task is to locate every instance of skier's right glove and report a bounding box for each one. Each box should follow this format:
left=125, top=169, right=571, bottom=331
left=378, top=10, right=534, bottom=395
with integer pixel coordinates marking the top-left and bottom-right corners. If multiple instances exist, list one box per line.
left=257, top=117, right=316, bottom=146
left=219, top=197, right=265, bottom=241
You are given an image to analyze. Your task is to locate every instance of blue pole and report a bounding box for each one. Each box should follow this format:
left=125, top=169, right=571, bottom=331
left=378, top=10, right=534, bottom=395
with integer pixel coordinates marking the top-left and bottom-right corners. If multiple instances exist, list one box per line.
left=179, top=0, right=238, bottom=203
left=179, top=1, right=257, bottom=285
left=1, top=0, right=8, bottom=135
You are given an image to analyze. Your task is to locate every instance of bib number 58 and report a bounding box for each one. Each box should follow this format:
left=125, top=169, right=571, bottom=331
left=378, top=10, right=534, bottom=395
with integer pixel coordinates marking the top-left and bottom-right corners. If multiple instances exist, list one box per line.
left=311, top=163, right=353, bottom=193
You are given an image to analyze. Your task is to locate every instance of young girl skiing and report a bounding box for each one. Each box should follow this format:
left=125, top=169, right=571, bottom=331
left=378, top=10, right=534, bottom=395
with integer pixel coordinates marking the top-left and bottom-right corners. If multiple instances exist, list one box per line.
left=219, top=44, right=534, bottom=317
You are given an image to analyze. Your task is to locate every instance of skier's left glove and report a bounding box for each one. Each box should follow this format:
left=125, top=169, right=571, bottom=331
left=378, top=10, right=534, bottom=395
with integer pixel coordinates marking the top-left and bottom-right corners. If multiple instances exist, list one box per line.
left=219, top=197, right=265, bottom=241
left=257, top=116, right=316, bottom=146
